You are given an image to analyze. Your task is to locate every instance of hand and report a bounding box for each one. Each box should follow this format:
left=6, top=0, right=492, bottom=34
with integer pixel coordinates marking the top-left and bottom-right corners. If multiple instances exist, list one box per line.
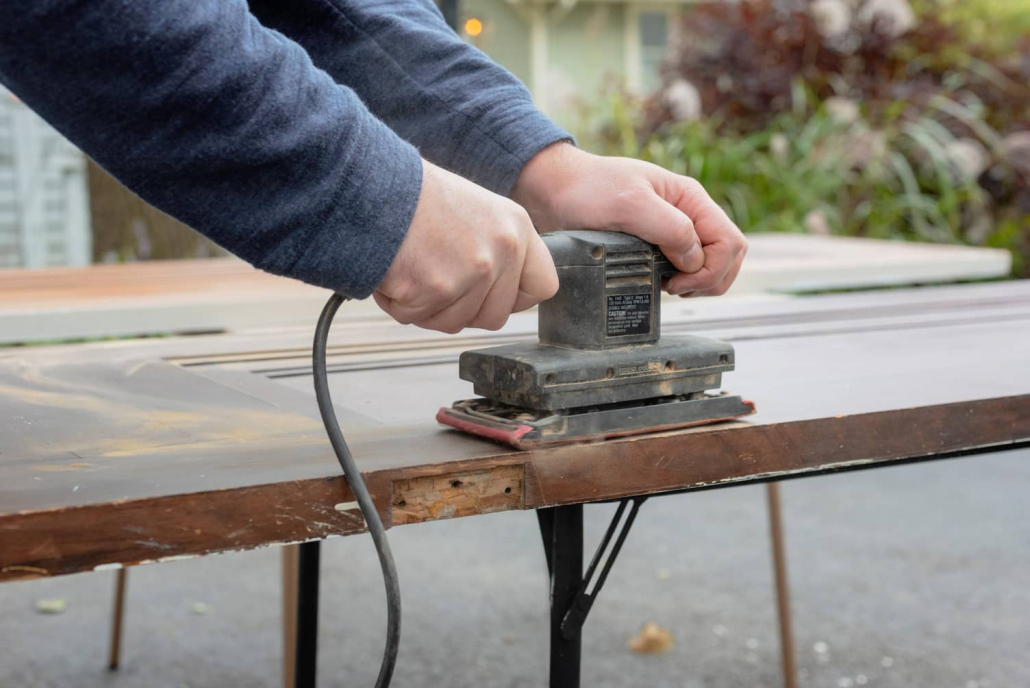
left=374, top=160, right=559, bottom=333
left=512, top=143, right=748, bottom=297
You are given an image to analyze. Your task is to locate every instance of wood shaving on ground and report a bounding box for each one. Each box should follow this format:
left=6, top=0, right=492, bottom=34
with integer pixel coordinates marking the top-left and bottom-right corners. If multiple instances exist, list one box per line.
left=35, top=598, right=67, bottom=614
left=190, top=602, right=212, bottom=615
left=627, top=622, right=674, bottom=654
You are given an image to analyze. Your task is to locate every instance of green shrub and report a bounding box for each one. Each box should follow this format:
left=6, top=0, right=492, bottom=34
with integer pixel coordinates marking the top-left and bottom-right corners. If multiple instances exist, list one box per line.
left=915, top=0, right=1030, bottom=51
left=581, top=0, right=1030, bottom=276
left=604, top=100, right=990, bottom=242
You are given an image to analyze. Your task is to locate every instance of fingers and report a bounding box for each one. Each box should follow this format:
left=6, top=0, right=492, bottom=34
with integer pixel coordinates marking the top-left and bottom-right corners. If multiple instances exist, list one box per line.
left=676, top=241, right=746, bottom=298
left=375, top=223, right=556, bottom=333
left=512, top=288, right=542, bottom=313
left=666, top=239, right=733, bottom=294
left=614, top=187, right=705, bottom=274
left=468, top=251, right=525, bottom=330
left=662, top=174, right=747, bottom=295
left=515, top=232, right=559, bottom=310
left=414, top=280, right=493, bottom=333
left=373, top=281, right=462, bottom=326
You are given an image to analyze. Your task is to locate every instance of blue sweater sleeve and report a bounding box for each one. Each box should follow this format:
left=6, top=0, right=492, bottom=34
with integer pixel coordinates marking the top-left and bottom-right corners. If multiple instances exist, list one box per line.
left=247, top=0, right=573, bottom=196
left=0, top=0, right=423, bottom=298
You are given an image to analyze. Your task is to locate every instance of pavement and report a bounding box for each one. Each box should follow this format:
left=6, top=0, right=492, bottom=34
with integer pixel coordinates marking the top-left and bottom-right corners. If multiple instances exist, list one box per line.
left=2, top=449, right=1028, bottom=688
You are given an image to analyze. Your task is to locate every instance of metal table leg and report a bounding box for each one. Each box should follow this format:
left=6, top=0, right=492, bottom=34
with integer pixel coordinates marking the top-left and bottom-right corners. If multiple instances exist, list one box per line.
left=538, top=499, right=646, bottom=688
left=539, top=504, right=583, bottom=688
left=295, top=540, right=321, bottom=688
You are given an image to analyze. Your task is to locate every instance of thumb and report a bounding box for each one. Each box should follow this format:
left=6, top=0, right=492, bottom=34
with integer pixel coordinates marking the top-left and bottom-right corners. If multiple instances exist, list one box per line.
left=618, top=190, right=704, bottom=274
left=513, top=232, right=559, bottom=312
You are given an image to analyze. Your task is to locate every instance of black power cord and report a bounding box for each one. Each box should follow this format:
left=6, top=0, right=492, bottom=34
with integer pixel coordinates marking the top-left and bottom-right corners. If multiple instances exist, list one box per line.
left=312, top=293, right=401, bottom=688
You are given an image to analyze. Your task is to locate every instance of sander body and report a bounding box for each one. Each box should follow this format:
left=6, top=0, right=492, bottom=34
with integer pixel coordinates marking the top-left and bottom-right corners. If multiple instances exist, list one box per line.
left=437, top=230, right=754, bottom=449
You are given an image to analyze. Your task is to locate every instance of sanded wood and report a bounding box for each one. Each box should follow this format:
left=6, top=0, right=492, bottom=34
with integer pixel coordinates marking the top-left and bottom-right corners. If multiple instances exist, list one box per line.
left=0, top=235, right=1012, bottom=344
left=1, top=282, right=1028, bottom=581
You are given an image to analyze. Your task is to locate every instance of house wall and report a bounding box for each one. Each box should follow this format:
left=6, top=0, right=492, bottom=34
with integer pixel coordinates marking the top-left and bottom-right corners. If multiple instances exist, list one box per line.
left=0, top=87, right=91, bottom=269
left=547, top=3, right=626, bottom=128
left=461, top=0, right=627, bottom=132
left=462, top=0, right=533, bottom=85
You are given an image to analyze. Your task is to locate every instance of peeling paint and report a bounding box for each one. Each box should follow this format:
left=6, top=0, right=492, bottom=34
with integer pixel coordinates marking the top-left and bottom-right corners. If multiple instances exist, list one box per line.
left=93, top=562, right=123, bottom=572
left=1, top=565, right=50, bottom=576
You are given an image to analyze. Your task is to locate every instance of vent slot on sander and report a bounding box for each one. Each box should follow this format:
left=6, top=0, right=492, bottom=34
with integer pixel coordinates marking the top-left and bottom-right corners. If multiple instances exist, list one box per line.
left=604, top=250, right=652, bottom=287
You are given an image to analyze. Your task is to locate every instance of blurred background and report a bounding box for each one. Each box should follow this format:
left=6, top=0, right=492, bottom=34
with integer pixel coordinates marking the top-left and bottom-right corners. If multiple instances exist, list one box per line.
left=0, top=0, right=1026, bottom=273
left=460, top=0, right=1030, bottom=274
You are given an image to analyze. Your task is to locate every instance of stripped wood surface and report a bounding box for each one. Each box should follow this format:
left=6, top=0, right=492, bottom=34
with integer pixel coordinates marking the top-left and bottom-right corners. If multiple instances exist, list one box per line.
left=1, top=281, right=1028, bottom=582
left=0, top=233, right=1011, bottom=344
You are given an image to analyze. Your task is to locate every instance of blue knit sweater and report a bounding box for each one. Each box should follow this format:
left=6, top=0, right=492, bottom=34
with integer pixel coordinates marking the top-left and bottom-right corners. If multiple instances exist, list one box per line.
left=0, top=0, right=570, bottom=297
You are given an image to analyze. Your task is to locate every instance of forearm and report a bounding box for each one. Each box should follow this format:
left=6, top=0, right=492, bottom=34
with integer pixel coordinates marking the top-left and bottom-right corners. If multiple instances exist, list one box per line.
left=0, top=0, right=422, bottom=298
left=248, top=0, right=571, bottom=196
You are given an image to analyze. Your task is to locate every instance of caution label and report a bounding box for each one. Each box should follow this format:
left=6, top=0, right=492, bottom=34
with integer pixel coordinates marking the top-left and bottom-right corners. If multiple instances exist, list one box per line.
left=606, top=293, right=651, bottom=336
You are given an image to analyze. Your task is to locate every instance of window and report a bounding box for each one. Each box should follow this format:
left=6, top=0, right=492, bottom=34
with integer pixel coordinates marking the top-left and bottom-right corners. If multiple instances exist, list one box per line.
left=638, top=11, right=670, bottom=92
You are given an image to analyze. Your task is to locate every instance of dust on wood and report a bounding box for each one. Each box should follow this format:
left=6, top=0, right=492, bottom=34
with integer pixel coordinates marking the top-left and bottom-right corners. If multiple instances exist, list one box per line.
left=391, top=465, right=525, bottom=525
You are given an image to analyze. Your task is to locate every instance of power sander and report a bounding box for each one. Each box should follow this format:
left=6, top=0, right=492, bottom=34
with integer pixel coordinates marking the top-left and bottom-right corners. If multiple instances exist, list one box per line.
left=309, top=230, right=753, bottom=686
left=437, top=230, right=755, bottom=449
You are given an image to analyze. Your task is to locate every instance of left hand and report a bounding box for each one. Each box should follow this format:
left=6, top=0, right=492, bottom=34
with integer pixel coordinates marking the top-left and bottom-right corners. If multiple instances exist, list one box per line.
left=511, top=143, right=748, bottom=297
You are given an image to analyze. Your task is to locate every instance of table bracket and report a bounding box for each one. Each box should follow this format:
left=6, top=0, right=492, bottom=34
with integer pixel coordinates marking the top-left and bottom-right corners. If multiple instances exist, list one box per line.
left=561, top=497, right=647, bottom=640
left=537, top=497, right=647, bottom=687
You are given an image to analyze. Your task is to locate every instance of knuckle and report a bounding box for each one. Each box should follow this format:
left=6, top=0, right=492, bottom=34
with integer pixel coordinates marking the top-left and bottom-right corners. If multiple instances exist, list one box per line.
left=612, top=185, right=651, bottom=218
left=422, top=276, right=456, bottom=302
left=671, top=214, right=695, bottom=245
left=393, top=312, right=417, bottom=326
left=470, top=250, right=494, bottom=277
left=387, top=277, right=419, bottom=305
left=682, top=176, right=705, bottom=196
left=497, top=232, right=521, bottom=258
left=545, top=275, right=560, bottom=299
left=695, top=274, right=720, bottom=291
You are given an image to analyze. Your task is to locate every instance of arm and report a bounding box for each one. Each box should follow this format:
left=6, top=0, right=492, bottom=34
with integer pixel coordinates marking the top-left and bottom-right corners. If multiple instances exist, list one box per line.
left=0, top=0, right=424, bottom=298
left=0, top=0, right=557, bottom=329
left=247, top=0, right=572, bottom=196
left=248, top=0, right=746, bottom=294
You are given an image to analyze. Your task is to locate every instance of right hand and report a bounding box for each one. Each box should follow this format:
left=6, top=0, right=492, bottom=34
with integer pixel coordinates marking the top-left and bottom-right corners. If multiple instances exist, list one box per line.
left=374, top=160, right=559, bottom=334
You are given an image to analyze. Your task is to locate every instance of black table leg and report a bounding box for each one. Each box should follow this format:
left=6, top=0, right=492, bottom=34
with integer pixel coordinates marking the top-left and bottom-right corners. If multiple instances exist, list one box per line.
left=539, top=504, right=584, bottom=688
left=295, top=540, right=321, bottom=688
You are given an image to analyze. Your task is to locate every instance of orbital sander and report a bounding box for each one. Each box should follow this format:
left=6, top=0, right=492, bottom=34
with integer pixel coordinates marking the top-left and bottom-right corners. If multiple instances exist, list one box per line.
left=437, top=230, right=755, bottom=449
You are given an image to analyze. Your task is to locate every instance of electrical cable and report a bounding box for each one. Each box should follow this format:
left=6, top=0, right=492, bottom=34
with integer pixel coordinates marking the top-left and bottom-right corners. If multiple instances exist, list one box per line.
left=312, top=293, right=401, bottom=688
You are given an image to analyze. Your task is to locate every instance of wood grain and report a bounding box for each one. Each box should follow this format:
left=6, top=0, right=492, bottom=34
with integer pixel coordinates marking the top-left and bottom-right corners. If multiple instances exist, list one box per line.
left=1, top=282, right=1028, bottom=582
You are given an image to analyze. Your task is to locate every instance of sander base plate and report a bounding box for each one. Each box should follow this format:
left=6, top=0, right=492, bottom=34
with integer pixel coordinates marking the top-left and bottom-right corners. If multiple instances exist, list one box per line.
left=437, top=393, right=755, bottom=450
